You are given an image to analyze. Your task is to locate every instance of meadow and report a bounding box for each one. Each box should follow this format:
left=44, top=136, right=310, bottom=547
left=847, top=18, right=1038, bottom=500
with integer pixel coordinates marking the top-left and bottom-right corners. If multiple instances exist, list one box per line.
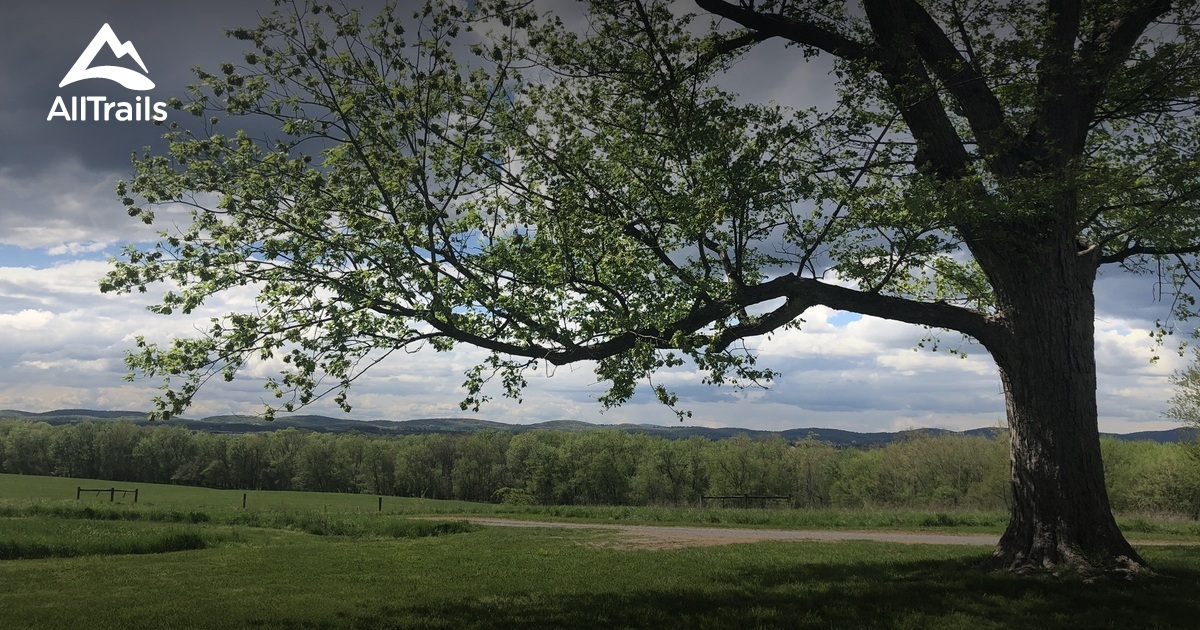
left=3, top=473, right=1200, bottom=629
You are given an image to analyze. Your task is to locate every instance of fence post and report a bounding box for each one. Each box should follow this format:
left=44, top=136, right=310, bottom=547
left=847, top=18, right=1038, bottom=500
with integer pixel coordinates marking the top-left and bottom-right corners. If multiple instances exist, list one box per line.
left=134, top=489, right=139, bottom=504
left=109, top=488, right=115, bottom=502
left=76, top=487, right=81, bottom=500
left=242, top=493, right=247, bottom=509
left=378, top=496, right=383, bottom=512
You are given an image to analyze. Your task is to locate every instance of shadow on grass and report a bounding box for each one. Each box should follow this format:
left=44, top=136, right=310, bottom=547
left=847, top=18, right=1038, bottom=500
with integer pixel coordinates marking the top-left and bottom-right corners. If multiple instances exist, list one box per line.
left=330, top=548, right=1200, bottom=629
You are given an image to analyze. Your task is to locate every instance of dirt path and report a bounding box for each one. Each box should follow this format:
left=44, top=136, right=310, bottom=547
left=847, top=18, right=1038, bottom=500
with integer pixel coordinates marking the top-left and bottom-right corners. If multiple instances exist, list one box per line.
left=454, top=517, right=1195, bottom=550
left=459, top=517, right=998, bottom=549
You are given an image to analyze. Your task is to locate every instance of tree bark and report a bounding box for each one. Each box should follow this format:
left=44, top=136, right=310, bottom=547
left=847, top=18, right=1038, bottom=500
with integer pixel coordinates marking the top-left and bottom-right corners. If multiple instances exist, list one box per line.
left=980, top=241, right=1145, bottom=575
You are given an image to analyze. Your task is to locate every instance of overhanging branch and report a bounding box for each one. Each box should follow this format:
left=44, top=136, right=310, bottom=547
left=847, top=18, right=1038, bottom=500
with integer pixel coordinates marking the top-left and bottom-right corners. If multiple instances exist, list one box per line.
left=368, top=273, right=1006, bottom=367
left=776, top=275, right=1003, bottom=350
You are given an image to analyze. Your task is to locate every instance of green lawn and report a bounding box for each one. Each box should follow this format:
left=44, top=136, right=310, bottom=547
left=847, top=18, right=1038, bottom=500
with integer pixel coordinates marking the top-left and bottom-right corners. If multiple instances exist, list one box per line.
left=3, top=473, right=1200, bottom=628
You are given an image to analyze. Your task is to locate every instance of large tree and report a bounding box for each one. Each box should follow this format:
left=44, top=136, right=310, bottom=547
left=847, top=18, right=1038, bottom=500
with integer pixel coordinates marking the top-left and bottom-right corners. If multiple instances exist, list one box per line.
left=103, top=0, right=1200, bottom=573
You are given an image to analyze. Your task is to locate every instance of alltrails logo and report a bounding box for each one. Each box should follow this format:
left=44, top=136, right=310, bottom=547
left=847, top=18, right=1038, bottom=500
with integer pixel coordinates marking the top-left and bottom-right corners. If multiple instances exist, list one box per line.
left=47, top=23, right=167, bottom=122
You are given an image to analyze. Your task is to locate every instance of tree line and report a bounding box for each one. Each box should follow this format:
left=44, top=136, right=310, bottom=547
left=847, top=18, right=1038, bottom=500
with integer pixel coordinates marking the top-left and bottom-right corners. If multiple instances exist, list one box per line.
left=1, top=420, right=1196, bottom=516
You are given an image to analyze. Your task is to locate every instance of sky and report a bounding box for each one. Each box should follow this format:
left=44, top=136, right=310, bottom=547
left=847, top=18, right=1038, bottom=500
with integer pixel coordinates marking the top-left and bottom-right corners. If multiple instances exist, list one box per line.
left=0, top=0, right=1189, bottom=434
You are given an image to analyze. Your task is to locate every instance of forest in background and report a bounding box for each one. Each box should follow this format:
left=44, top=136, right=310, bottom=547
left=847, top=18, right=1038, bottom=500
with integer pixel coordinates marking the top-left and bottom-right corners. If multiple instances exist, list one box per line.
left=1, top=419, right=1197, bottom=516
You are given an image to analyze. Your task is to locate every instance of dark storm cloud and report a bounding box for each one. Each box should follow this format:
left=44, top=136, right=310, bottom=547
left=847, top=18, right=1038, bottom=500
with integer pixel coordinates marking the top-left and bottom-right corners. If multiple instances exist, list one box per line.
left=1, top=1, right=269, bottom=174
left=1, top=0, right=415, bottom=248
left=2, top=0, right=581, bottom=175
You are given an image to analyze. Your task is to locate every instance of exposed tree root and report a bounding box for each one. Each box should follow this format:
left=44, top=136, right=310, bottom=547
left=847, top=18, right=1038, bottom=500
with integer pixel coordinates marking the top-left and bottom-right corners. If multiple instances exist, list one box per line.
left=981, top=535, right=1151, bottom=580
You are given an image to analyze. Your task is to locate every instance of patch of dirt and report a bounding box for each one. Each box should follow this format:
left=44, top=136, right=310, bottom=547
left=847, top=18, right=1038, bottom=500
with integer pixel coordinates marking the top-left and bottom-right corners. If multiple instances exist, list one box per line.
left=612, top=533, right=757, bottom=550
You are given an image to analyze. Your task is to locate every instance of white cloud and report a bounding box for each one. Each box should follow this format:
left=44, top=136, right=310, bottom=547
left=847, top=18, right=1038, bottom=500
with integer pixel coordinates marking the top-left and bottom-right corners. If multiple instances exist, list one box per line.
left=875, top=350, right=995, bottom=377
left=46, top=241, right=112, bottom=256
left=0, top=309, right=54, bottom=331
left=17, top=358, right=115, bottom=372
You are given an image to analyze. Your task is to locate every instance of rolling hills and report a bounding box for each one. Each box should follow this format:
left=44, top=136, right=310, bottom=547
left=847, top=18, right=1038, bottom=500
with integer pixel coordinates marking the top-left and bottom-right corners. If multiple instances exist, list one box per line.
left=0, top=408, right=1191, bottom=446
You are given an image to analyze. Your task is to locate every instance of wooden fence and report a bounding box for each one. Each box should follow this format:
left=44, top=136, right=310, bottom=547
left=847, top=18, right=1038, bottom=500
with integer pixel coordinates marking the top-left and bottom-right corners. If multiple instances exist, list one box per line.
left=76, top=487, right=138, bottom=503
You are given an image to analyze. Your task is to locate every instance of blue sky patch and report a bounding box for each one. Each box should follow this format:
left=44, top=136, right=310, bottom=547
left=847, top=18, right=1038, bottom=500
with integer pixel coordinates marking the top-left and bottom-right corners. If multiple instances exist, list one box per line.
left=827, top=311, right=862, bottom=327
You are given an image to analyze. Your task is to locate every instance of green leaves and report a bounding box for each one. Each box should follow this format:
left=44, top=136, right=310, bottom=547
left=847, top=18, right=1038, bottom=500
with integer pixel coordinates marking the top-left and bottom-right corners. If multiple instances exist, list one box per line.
left=106, top=0, right=1200, bottom=421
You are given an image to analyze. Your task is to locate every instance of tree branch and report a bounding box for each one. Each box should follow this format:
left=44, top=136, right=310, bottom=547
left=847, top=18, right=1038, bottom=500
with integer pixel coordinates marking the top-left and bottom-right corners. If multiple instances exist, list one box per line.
left=369, top=270, right=1005, bottom=368
left=861, top=0, right=972, bottom=178
left=694, top=0, right=878, bottom=62
left=1030, top=0, right=1173, bottom=162
left=1100, top=243, right=1200, bottom=266
left=697, top=1, right=977, bottom=179
left=893, top=0, right=1016, bottom=178
left=780, top=275, right=1004, bottom=350
left=1081, top=0, right=1174, bottom=89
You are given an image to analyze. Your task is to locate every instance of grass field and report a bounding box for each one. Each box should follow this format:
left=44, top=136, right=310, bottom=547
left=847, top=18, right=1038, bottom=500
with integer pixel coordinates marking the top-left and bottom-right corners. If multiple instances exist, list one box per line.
left=3, top=473, right=1200, bottom=628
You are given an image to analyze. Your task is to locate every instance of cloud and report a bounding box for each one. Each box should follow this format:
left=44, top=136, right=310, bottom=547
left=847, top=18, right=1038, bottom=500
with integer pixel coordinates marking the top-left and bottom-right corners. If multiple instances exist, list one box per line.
left=0, top=160, right=206, bottom=252
left=17, top=357, right=116, bottom=373
left=0, top=260, right=114, bottom=301
left=47, top=241, right=112, bottom=256
left=0, top=162, right=126, bottom=249
left=0, top=309, right=54, bottom=331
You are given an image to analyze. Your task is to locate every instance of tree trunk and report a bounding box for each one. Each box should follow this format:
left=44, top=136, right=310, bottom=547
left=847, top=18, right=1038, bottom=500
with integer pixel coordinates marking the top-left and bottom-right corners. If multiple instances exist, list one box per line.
left=980, top=242, right=1145, bottom=575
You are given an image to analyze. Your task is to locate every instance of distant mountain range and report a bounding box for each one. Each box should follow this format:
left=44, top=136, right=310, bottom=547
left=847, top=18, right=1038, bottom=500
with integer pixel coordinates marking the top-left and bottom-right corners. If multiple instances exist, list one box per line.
left=0, top=408, right=1192, bottom=446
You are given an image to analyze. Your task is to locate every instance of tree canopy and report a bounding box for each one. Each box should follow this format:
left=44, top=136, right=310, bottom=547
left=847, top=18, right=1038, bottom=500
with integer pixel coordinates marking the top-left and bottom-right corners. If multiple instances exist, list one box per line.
left=104, top=0, right=1200, bottom=572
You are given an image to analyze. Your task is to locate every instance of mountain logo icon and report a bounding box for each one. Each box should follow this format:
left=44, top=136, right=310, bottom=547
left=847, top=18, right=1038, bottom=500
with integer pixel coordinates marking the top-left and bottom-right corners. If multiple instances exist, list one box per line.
left=59, top=23, right=155, bottom=91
